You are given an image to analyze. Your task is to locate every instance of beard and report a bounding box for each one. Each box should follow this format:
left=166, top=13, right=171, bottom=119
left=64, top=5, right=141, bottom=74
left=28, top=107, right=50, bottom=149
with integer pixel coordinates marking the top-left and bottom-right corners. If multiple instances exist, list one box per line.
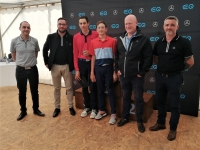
left=166, top=30, right=174, bottom=36
left=58, top=29, right=66, bottom=33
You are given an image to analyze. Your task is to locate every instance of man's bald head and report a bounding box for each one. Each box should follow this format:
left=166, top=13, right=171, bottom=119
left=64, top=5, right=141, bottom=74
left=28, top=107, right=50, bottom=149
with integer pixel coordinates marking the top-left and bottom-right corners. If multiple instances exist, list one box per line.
left=125, top=14, right=137, bottom=22
left=124, top=14, right=138, bottom=36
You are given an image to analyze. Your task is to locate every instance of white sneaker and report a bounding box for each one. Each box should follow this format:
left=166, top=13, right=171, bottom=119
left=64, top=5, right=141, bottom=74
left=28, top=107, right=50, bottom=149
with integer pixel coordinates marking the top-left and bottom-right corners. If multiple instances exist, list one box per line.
left=95, top=111, right=107, bottom=120
left=109, top=114, right=117, bottom=125
left=90, top=109, right=97, bottom=119
left=81, top=108, right=91, bottom=117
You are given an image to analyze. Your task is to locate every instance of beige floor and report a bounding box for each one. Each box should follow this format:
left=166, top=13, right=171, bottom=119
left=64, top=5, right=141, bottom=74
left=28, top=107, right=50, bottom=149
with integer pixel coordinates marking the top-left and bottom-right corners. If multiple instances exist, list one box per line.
left=0, top=84, right=200, bottom=150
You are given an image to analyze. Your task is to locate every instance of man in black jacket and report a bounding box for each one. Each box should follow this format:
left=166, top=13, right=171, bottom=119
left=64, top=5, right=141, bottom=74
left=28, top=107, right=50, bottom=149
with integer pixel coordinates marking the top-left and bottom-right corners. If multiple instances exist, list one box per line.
left=43, top=17, right=76, bottom=117
left=115, top=14, right=153, bottom=133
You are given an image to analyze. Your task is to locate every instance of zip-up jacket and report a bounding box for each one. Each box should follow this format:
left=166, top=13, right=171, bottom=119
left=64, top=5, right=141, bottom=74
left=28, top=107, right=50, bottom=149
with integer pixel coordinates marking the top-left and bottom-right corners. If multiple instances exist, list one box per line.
left=43, top=30, right=74, bottom=71
left=114, top=27, right=153, bottom=77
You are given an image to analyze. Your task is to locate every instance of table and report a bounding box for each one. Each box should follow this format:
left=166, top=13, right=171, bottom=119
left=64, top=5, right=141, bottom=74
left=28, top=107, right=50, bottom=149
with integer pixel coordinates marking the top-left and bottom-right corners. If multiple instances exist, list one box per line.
left=0, top=62, right=17, bottom=87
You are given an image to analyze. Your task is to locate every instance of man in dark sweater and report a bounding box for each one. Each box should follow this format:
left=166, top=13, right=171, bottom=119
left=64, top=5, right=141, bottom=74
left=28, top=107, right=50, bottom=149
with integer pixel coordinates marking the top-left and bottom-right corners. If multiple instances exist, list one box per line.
left=43, top=17, right=76, bottom=117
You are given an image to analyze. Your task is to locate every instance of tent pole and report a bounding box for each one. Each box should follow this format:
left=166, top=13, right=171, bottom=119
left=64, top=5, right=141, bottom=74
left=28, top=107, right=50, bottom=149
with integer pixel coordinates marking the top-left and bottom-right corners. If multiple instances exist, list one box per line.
left=2, top=6, right=25, bottom=37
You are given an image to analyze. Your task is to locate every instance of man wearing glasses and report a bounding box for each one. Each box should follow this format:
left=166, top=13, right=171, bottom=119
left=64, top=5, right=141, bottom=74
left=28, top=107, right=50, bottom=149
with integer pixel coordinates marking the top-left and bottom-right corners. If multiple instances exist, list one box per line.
left=43, top=17, right=76, bottom=117
left=10, top=21, right=45, bottom=121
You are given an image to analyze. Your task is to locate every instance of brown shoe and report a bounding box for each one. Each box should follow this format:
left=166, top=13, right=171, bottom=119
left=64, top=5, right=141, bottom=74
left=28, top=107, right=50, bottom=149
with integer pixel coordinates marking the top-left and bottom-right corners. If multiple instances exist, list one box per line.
left=167, top=130, right=177, bottom=141
left=149, top=123, right=166, bottom=131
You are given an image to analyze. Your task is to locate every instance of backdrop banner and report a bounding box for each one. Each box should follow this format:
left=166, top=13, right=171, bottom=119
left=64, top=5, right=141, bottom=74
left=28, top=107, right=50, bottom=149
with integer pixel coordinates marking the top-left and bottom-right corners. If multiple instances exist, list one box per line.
left=61, top=0, right=200, bottom=116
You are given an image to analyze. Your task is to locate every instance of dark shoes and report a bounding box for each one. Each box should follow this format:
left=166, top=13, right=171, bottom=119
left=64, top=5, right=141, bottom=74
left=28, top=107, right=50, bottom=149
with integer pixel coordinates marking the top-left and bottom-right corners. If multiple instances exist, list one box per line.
left=17, top=112, right=27, bottom=121
left=137, top=122, right=145, bottom=133
left=34, top=109, right=45, bottom=117
left=69, top=107, right=76, bottom=116
left=53, top=108, right=60, bottom=117
left=53, top=108, right=76, bottom=117
left=149, top=123, right=166, bottom=131
left=167, top=130, right=177, bottom=141
left=117, top=118, right=129, bottom=127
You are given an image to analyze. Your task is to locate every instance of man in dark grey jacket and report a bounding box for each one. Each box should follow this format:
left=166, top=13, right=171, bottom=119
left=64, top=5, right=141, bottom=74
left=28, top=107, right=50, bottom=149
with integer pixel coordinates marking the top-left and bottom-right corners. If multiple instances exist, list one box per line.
left=115, top=14, right=153, bottom=133
left=43, top=17, right=76, bottom=117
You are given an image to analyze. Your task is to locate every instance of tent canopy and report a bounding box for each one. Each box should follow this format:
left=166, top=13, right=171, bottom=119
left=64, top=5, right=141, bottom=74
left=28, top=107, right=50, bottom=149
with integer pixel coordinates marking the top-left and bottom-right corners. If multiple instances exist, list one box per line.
left=0, top=0, right=60, bottom=10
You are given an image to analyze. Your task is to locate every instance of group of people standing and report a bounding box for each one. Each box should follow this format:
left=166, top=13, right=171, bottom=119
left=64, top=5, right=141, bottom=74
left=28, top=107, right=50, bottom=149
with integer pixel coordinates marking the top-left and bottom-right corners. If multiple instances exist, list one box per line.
left=10, top=14, right=194, bottom=141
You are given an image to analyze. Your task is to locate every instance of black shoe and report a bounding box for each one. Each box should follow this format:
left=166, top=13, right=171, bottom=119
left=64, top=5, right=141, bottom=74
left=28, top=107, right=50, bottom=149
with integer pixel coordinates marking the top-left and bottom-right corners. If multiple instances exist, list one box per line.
left=149, top=123, right=166, bottom=131
left=34, top=109, right=45, bottom=117
left=17, top=112, right=27, bottom=121
left=137, top=122, right=145, bottom=133
left=69, top=107, right=76, bottom=116
left=53, top=108, right=60, bottom=117
left=167, top=130, right=177, bottom=141
left=117, top=118, right=129, bottom=127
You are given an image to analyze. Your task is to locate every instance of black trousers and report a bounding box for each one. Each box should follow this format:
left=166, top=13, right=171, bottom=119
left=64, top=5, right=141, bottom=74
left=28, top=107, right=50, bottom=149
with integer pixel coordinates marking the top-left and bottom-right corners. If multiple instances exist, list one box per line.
left=120, top=75, right=144, bottom=122
left=15, top=65, right=39, bottom=112
left=78, top=59, right=97, bottom=110
left=95, top=65, right=116, bottom=114
left=155, top=71, right=182, bottom=131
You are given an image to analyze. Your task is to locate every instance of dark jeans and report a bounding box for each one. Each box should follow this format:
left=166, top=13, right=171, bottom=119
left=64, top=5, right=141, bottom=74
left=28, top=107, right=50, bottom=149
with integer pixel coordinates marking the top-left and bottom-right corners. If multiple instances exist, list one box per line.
left=95, top=65, right=116, bottom=114
left=155, top=71, right=182, bottom=131
left=15, top=65, right=39, bottom=112
left=120, top=75, right=144, bottom=122
left=78, top=59, right=97, bottom=110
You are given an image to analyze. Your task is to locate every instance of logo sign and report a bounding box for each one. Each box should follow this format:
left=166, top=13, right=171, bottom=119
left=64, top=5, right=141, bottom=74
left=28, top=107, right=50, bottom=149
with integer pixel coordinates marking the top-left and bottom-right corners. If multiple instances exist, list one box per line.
left=70, top=13, right=74, bottom=18
left=89, top=25, right=96, bottom=29
left=150, top=64, right=157, bottom=70
left=129, top=103, right=135, bottom=114
left=100, top=11, right=107, bottom=16
left=147, top=90, right=156, bottom=95
left=111, top=24, right=119, bottom=28
left=139, top=8, right=144, bottom=13
left=90, top=11, right=94, bottom=17
left=138, top=23, right=146, bottom=28
left=113, top=10, right=118, bottom=15
left=182, top=4, right=194, bottom=10
left=184, top=20, right=190, bottom=26
left=151, top=7, right=161, bottom=12
left=182, top=36, right=192, bottom=41
left=78, top=12, right=85, bottom=17
left=180, top=94, right=185, bottom=99
left=150, top=37, right=159, bottom=42
left=124, top=9, right=132, bottom=14
left=149, top=77, right=155, bottom=82
left=152, top=22, right=158, bottom=27
left=168, top=5, right=174, bottom=11
left=69, top=25, right=76, bottom=30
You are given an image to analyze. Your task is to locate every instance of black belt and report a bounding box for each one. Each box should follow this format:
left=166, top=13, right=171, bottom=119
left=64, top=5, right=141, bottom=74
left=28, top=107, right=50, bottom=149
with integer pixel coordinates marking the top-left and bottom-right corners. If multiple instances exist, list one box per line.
left=54, top=63, right=68, bottom=65
left=17, top=65, right=36, bottom=70
left=158, top=71, right=179, bottom=77
left=78, top=58, right=90, bottom=62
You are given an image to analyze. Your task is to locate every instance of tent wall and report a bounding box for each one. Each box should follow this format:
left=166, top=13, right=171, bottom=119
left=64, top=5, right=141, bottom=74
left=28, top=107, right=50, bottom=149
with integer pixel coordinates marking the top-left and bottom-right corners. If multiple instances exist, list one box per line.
left=0, top=3, right=63, bottom=85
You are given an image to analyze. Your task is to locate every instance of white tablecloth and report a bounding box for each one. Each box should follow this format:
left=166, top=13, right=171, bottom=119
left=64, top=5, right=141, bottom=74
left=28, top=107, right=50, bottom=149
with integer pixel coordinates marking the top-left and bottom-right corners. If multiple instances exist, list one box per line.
left=0, top=62, right=17, bottom=87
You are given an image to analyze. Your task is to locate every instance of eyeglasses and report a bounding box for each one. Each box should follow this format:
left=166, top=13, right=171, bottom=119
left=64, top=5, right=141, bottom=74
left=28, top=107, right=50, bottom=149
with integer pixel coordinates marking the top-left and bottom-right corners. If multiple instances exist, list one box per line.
left=58, top=23, right=67, bottom=26
left=22, top=26, right=30, bottom=29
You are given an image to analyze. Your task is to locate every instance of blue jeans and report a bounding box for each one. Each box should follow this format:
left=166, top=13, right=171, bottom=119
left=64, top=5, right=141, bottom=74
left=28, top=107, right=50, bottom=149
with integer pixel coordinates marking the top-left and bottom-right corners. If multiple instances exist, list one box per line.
left=155, top=71, right=182, bottom=131
left=120, top=75, right=144, bottom=122
left=95, top=65, right=116, bottom=114
left=15, top=65, right=39, bottom=112
left=78, top=59, right=97, bottom=110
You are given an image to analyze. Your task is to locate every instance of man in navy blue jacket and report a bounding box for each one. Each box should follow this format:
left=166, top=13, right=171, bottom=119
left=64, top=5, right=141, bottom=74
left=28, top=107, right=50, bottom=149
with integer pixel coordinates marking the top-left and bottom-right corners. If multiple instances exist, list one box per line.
left=115, top=14, right=153, bottom=133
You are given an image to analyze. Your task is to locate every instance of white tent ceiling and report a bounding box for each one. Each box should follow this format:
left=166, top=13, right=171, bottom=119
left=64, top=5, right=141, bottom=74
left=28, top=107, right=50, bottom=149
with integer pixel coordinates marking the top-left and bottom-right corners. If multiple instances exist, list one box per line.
left=0, top=0, right=61, bottom=9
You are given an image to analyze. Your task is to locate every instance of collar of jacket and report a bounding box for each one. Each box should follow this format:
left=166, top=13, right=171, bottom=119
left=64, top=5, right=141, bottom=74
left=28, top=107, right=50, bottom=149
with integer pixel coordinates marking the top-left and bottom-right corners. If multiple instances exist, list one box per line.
left=56, top=30, right=69, bottom=38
